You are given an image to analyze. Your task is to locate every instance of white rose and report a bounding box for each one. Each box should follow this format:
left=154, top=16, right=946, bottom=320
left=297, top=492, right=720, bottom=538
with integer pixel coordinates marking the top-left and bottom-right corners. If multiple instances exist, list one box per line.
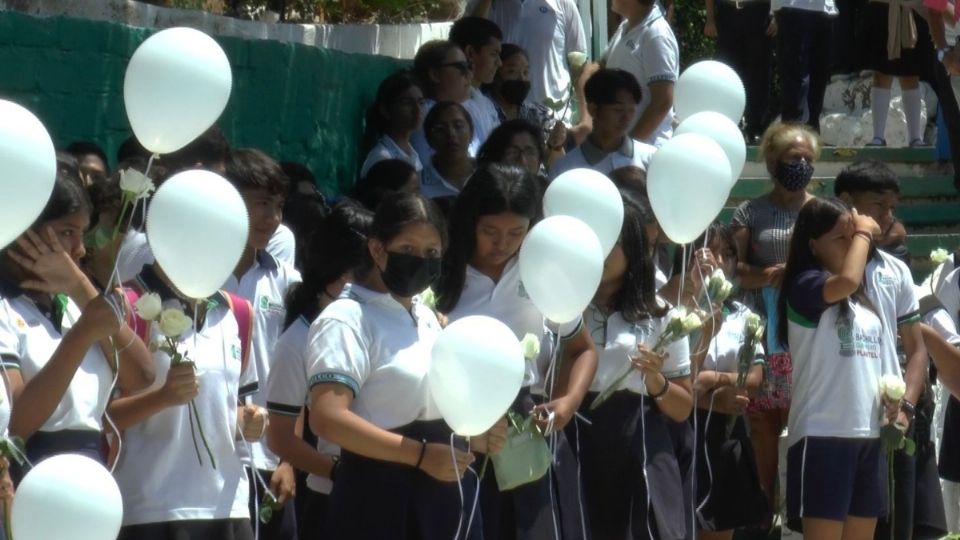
left=930, top=248, right=950, bottom=265
left=158, top=308, right=193, bottom=338
left=567, top=52, right=588, bottom=73
left=744, top=312, right=764, bottom=341
left=134, top=292, right=162, bottom=321
left=519, top=333, right=541, bottom=362
left=681, top=312, right=703, bottom=334
left=879, top=374, right=906, bottom=401
left=119, top=168, right=155, bottom=200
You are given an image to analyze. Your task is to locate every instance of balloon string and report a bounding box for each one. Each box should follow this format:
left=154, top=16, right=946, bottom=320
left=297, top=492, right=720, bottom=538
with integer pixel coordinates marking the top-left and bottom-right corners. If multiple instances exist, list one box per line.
left=695, top=391, right=719, bottom=523
left=451, top=433, right=481, bottom=540
left=678, top=244, right=688, bottom=309
left=639, top=378, right=656, bottom=540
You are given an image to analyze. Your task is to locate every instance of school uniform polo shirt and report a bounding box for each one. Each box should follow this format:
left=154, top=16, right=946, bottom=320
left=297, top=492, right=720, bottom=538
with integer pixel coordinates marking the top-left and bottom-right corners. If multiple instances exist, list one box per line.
left=469, top=0, right=587, bottom=123
left=785, top=269, right=901, bottom=445
left=464, top=87, right=501, bottom=154
left=702, top=301, right=766, bottom=373
left=266, top=316, right=340, bottom=495
left=222, top=250, right=301, bottom=472
left=266, top=223, right=297, bottom=268
left=114, top=266, right=257, bottom=525
left=0, top=279, right=113, bottom=433
left=360, top=135, right=424, bottom=179
left=549, top=135, right=656, bottom=179
left=306, top=284, right=443, bottom=430
left=937, top=267, right=960, bottom=325
left=585, top=301, right=691, bottom=395
left=603, top=4, right=680, bottom=147
left=420, top=161, right=463, bottom=200
left=864, top=249, right=921, bottom=360
left=446, top=258, right=582, bottom=393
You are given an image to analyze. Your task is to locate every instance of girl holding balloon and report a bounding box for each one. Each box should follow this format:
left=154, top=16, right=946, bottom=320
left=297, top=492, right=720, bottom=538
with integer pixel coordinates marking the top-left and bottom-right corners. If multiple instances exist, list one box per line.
left=578, top=192, right=693, bottom=540
left=436, top=164, right=598, bottom=540
left=0, top=171, right=155, bottom=466
left=306, top=192, right=503, bottom=540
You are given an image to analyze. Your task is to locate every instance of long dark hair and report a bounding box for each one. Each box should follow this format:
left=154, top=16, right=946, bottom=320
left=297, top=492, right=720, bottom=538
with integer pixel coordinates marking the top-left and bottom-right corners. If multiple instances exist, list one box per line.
left=371, top=191, right=448, bottom=249
left=33, top=170, right=92, bottom=229
left=284, top=201, right=373, bottom=328
left=362, top=70, right=423, bottom=157
left=776, top=197, right=876, bottom=346
left=670, top=221, right=737, bottom=279
left=436, top=164, right=541, bottom=314
left=349, top=159, right=418, bottom=210
left=613, top=191, right=668, bottom=322
left=424, top=101, right=474, bottom=152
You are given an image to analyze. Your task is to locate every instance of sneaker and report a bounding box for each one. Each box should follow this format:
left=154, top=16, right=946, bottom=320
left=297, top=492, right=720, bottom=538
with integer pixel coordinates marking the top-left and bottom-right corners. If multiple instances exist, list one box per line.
left=909, top=138, right=927, bottom=147
left=866, top=137, right=887, bottom=147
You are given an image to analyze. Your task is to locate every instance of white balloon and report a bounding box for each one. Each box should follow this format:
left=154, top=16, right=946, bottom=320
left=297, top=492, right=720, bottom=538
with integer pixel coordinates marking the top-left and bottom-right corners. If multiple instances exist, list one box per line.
left=12, top=454, right=123, bottom=540
left=674, top=60, right=746, bottom=123
left=0, top=100, right=56, bottom=251
left=124, top=27, right=232, bottom=154
left=429, top=316, right=525, bottom=437
left=519, top=216, right=603, bottom=324
left=544, top=168, right=625, bottom=256
left=675, top=111, right=746, bottom=184
left=146, top=170, right=248, bottom=299
left=647, top=133, right=732, bottom=244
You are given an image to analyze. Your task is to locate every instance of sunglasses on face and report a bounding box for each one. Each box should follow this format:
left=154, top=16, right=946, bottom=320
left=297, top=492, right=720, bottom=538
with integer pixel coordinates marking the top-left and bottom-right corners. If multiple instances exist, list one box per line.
left=438, top=61, right=472, bottom=76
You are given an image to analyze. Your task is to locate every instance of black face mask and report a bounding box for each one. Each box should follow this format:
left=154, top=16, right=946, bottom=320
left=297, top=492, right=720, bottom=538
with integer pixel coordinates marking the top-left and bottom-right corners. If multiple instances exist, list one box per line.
left=775, top=159, right=815, bottom=192
left=380, top=252, right=441, bottom=297
left=500, top=80, right=531, bottom=106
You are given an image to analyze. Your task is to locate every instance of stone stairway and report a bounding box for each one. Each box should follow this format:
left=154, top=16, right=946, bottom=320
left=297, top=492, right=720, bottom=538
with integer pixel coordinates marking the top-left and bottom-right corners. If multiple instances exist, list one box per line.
left=726, top=145, right=960, bottom=283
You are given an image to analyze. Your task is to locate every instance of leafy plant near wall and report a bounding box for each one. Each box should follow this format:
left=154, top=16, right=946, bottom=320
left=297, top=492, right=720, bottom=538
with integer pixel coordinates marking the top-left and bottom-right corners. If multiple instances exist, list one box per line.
left=670, top=0, right=716, bottom=67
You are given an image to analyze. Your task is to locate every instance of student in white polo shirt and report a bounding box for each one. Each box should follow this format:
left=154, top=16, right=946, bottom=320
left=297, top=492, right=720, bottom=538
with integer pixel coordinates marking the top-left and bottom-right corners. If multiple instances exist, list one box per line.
left=677, top=223, right=768, bottom=538
left=0, top=172, right=154, bottom=467
left=579, top=193, right=691, bottom=540
left=450, top=17, right=503, bottom=155
left=582, top=0, right=678, bottom=147
left=835, top=161, right=949, bottom=540
left=550, top=69, right=657, bottom=179
left=266, top=201, right=373, bottom=539
left=110, top=260, right=262, bottom=540
left=307, top=193, right=503, bottom=540
left=411, top=41, right=475, bottom=165
left=359, top=71, right=426, bottom=179
left=220, top=148, right=302, bottom=540
left=778, top=198, right=897, bottom=538
left=468, top=0, right=588, bottom=125
left=436, top=165, right=598, bottom=540
left=421, top=102, right=477, bottom=203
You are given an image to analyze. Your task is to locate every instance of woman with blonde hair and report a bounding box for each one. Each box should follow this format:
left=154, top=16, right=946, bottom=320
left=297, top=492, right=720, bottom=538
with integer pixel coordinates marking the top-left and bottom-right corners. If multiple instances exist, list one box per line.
left=729, top=121, right=821, bottom=528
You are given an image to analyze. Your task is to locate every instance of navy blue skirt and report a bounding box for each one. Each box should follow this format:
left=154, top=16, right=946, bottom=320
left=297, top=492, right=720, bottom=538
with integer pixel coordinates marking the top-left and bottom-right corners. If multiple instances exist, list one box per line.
left=326, top=419, right=482, bottom=540
left=12, top=429, right=104, bottom=485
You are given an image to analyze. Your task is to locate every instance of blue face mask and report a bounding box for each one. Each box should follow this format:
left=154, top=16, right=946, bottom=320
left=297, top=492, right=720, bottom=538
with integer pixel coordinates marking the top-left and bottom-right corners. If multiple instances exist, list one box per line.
left=775, top=158, right=815, bottom=192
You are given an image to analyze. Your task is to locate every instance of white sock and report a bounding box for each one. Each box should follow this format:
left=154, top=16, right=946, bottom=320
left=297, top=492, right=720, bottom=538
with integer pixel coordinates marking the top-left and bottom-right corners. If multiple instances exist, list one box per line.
left=902, top=87, right=923, bottom=142
left=871, top=87, right=892, bottom=140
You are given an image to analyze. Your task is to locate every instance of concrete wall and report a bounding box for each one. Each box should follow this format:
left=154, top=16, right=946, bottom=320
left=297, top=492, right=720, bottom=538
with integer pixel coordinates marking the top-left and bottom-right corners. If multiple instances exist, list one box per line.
left=0, top=6, right=427, bottom=195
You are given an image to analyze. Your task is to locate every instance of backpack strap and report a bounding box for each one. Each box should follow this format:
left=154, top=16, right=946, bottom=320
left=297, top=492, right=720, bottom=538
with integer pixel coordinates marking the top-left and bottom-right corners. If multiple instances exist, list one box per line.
left=222, top=292, right=253, bottom=376
left=122, top=286, right=151, bottom=345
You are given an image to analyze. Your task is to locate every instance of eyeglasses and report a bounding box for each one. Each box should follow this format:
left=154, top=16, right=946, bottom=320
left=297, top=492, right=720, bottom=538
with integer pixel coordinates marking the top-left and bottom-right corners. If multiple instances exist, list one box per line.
left=438, top=61, right=472, bottom=76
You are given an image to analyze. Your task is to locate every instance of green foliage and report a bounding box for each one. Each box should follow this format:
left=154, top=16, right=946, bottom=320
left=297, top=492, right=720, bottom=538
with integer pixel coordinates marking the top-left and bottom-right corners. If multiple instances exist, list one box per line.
left=671, top=0, right=716, bottom=67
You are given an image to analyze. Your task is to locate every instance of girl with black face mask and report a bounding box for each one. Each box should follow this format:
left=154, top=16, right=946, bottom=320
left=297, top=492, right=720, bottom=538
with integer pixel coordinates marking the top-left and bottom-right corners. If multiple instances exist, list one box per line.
left=729, top=121, right=820, bottom=531
left=305, top=192, right=504, bottom=540
left=485, top=44, right=568, bottom=162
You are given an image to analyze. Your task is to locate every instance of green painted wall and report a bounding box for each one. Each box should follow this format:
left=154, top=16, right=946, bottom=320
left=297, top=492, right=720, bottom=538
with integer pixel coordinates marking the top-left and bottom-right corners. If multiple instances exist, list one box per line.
left=0, top=11, right=407, bottom=195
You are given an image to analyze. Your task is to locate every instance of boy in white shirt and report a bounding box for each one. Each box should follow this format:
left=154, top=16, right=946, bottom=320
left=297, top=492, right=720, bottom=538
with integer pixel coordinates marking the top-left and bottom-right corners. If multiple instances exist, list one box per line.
left=221, top=149, right=303, bottom=540
left=551, top=68, right=657, bottom=179
left=581, top=0, right=679, bottom=147
left=450, top=16, right=504, bottom=154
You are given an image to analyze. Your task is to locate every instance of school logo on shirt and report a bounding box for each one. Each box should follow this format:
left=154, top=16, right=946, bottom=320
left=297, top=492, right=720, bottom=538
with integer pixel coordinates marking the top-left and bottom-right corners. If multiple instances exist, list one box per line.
left=626, top=40, right=637, bottom=51
left=231, top=344, right=241, bottom=360
left=876, top=272, right=896, bottom=287
left=837, top=322, right=881, bottom=359
left=257, top=295, right=286, bottom=315
left=14, top=318, right=25, bottom=331
left=539, top=6, right=549, bottom=12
